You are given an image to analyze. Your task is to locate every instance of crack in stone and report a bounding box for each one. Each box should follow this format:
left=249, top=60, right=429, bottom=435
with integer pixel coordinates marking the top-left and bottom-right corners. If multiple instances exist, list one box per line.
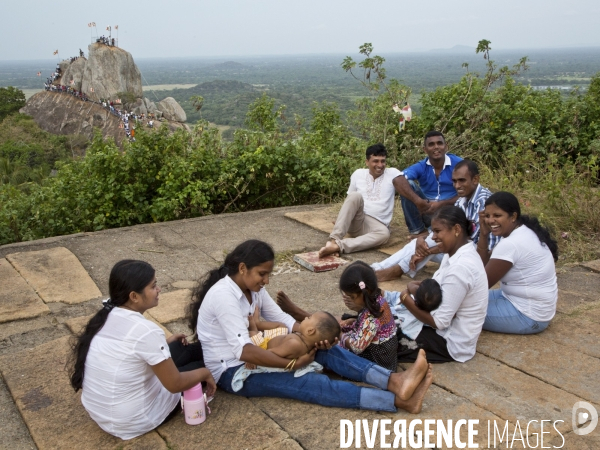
left=475, top=348, right=596, bottom=405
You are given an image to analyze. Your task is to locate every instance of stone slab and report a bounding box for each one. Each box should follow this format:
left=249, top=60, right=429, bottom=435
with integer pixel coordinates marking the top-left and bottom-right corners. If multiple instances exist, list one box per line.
left=171, top=280, right=196, bottom=289
left=0, top=257, right=49, bottom=323
left=580, top=259, right=600, bottom=273
left=169, top=206, right=327, bottom=261
left=379, top=242, right=404, bottom=256
left=425, top=353, right=585, bottom=436
left=379, top=384, right=508, bottom=450
left=65, top=312, right=172, bottom=338
left=145, top=289, right=191, bottom=324
left=0, top=373, right=37, bottom=450
left=0, top=315, right=55, bottom=342
left=254, top=382, right=509, bottom=450
left=476, top=331, right=600, bottom=404
left=285, top=207, right=405, bottom=249
left=157, top=391, right=289, bottom=450
left=6, top=247, right=102, bottom=304
left=541, top=314, right=600, bottom=359
left=284, top=208, right=337, bottom=235
left=0, top=336, right=167, bottom=450
left=557, top=266, right=600, bottom=291
left=557, top=289, right=600, bottom=314
left=549, top=430, right=600, bottom=450
left=251, top=396, right=383, bottom=450
left=1, top=324, right=70, bottom=358
left=293, top=251, right=348, bottom=272
left=263, top=439, right=303, bottom=450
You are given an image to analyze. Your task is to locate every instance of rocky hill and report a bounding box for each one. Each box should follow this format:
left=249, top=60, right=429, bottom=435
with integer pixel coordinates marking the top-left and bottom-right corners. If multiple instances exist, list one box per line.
left=21, top=92, right=190, bottom=146
left=21, top=92, right=127, bottom=146
left=20, top=42, right=187, bottom=145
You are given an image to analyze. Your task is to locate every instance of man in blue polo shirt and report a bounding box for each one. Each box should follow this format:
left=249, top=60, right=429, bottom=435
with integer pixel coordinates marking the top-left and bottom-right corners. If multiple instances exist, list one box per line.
left=394, top=131, right=462, bottom=237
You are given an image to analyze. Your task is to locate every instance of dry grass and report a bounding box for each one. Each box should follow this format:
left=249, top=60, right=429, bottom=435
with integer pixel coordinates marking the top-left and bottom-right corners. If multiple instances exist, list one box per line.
left=478, top=153, right=600, bottom=265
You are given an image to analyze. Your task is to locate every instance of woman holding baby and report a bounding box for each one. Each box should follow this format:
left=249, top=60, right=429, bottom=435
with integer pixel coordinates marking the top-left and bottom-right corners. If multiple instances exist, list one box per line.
left=188, top=239, right=433, bottom=414
left=395, top=205, right=489, bottom=363
left=281, top=205, right=489, bottom=365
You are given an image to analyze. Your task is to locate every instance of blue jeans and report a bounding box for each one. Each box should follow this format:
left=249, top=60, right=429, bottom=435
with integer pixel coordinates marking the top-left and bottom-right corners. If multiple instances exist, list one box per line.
left=217, top=346, right=397, bottom=412
left=400, top=180, right=431, bottom=234
left=483, top=289, right=551, bottom=334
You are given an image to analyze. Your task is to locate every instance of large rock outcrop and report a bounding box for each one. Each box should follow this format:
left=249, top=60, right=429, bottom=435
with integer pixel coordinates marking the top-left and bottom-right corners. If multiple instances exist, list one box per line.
left=80, top=43, right=143, bottom=101
left=20, top=92, right=190, bottom=147
left=20, top=92, right=126, bottom=146
left=21, top=43, right=189, bottom=146
left=61, top=57, right=87, bottom=91
left=157, top=97, right=187, bottom=123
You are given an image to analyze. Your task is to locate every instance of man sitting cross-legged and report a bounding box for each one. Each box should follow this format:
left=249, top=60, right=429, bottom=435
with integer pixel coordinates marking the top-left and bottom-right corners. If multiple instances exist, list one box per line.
left=372, top=159, right=501, bottom=281
left=319, top=144, right=402, bottom=258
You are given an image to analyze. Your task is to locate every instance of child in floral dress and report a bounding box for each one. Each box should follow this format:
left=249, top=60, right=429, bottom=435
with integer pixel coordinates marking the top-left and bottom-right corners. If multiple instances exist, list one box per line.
left=338, top=261, right=398, bottom=371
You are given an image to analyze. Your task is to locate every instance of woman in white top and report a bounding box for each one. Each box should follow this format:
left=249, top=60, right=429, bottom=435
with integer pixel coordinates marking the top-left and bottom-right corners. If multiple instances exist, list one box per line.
left=69, top=260, right=216, bottom=440
left=477, top=192, right=559, bottom=334
left=188, top=240, right=434, bottom=414
left=397, top=205, right=489, bottom=363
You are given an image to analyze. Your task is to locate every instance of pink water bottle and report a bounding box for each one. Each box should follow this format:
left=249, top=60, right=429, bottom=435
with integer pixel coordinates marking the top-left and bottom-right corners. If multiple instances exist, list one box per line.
left=181, top=383, right=206, bottom=425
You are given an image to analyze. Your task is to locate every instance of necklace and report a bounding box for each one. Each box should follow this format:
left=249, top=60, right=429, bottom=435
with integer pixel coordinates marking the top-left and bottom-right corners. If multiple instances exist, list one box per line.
left=294, top=332, right=312, bottom=353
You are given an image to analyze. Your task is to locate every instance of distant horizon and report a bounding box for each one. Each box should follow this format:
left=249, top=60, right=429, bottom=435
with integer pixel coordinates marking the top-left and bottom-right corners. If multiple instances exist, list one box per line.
left=2, top=44, right=600, bottom=64
left=3, top=0, right=598, bottom=61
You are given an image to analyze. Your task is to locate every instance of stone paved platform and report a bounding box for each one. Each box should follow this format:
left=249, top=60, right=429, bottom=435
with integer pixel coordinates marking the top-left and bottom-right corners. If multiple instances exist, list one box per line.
left=0, top=204, right=599, bottom=449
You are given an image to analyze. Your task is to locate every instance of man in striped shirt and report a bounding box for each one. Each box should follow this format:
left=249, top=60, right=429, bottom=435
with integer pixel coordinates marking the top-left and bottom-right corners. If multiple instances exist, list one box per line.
left=372, top=159, right=500, bottom=281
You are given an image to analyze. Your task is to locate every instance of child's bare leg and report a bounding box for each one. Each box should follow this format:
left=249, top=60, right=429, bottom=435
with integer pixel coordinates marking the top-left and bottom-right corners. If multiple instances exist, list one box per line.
left=394, top=364, right=433, bottom=414
left=276, top=291, right=310, bottom=322
left=375, top=265, right=404, bottom=282
left=387, top=349, right=428, bottom=401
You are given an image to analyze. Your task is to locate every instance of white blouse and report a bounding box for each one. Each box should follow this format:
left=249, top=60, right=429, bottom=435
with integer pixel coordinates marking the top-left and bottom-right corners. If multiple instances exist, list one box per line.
left=196, top=276, right=297, bottom=383
left=490, top=225, right=557, bottom=321
left=431, top=243, right=489, bottom=362
left=81, top=308, right=179, bottom=440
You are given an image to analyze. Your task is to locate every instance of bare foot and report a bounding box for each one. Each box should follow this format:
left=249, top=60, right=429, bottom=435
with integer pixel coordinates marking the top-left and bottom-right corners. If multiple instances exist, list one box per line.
left=276, top=291, right=309, bottom=322
left=387, top=349, right=428, bottom=401
left=406, top=230, right=429, bottom=242
left=394, top=364, right=433, bottom=414
left=375, top=265, right=404, bottom=282
left=318, top=240, right=340, bottom=258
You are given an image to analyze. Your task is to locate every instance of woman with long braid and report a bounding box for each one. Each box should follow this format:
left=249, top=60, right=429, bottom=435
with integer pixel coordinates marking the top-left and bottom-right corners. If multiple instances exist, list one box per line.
left=69, top=260, right=215, bottom=440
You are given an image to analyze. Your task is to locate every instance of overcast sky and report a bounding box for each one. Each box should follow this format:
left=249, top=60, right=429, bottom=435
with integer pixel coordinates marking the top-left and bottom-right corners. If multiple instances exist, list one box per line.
left=2, top=0, right=599, bottom=60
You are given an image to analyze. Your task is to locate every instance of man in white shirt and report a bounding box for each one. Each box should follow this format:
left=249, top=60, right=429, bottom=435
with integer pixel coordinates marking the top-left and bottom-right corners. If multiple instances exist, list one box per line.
left=319, top=144, right=402, bottom=257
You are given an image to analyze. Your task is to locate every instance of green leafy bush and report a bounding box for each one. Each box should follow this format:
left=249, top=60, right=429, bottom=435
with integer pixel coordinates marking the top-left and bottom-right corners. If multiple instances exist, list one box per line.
left=2, top=42, right=600, bottom=265
left=0, top=102, right=361, bottom=245
left=0, top=87, right=26, bottom=122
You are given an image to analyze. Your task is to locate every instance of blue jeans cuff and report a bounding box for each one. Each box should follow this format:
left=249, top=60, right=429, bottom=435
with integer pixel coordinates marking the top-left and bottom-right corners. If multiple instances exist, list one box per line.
left=360, top=388, right=397, bottom=412
left=365, top=364, right=392, bottom=390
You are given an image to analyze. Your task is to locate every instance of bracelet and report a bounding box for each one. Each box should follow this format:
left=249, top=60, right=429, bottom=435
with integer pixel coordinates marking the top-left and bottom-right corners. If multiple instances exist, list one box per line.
left=401, top=291, right=410, bottom=304
left=285, top=358, right=297, bottom=371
